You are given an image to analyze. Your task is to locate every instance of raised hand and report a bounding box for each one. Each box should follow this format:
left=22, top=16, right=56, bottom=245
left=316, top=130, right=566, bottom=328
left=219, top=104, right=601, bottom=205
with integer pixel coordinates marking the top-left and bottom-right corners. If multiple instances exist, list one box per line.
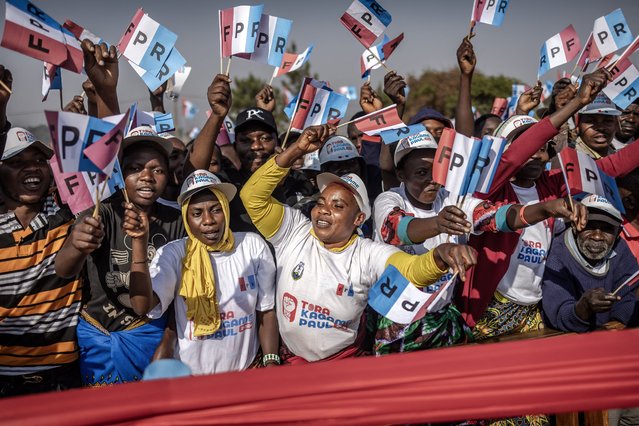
left=122, top=202, right=149, bottom=240
left=69, top=216, right=105, bottom=254
left=81, top=40, right=118, bottom=93
left=434, top=243, right=478, bottom=281
left=296, top=124, right=336, bottom=154
left=383, top=71, right=407, bottom=107
left=359, top=82, right=383, bottom=114
left=456, top=36, right=476, bottom=76
left=255, top=85, right=276, bottom=112
left=208, top=74, right=232, bottom=118
left=576, top=68, right=612, bottom=107
left=63, top=95, right=87, bottom=115
left=516, top=82, right=543, bottom=115
left=542, top=199, right=588, bottom=231
left=436, top=206, right=472, bottom=236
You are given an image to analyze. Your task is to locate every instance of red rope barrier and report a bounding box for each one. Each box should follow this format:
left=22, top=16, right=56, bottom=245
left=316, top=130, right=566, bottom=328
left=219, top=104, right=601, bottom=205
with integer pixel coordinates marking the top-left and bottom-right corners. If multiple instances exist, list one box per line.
left=3, top=329, right=639, bottom=425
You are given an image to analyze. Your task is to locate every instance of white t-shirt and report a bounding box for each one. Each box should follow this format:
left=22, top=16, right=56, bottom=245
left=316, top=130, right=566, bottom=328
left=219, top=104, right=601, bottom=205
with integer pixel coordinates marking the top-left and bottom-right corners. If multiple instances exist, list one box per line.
left=496, top=184, right=553, bottom=305
left=148, top=232, right=276, bottom=374
left=372, top=184, right=482, bottom=297
left=270, top=207, right=400, bottom=362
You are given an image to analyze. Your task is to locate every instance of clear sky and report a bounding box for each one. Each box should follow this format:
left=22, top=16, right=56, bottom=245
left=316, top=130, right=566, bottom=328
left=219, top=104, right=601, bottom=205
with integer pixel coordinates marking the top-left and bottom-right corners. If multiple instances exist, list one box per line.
left=2, top=0, right=639, bottom=128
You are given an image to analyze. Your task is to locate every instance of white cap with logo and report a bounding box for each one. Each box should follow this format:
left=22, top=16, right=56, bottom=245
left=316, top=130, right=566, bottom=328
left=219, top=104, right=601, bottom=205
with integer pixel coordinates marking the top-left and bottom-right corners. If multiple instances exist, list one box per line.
left=316, top=172, right=371, bottom=220
left=579, top=93, right=621, bottom=116
left=393, top=129, right=437, bottom=167
left=492, top=115, right=538, bottom=141
left=178, top=170, right=237, bottom=206
left=2, top=127, right=53, bottom=160
left=121, top=125, right=174, bottom=158
left=580, top=194, right=623, bottom=227
left=318, top=136, right=361, bottom=165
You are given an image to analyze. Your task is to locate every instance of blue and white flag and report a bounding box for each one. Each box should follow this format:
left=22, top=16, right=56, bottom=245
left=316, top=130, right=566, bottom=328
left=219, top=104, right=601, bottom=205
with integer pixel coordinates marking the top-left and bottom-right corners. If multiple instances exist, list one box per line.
left=592, top=9, right=634, bottom=58
left=237, top=14, right=292, bottom=67
left=379, top=124, right=425, bottom=145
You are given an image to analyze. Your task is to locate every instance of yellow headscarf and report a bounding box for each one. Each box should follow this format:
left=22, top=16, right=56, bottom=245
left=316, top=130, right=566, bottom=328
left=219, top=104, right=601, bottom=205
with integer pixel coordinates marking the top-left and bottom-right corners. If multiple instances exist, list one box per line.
left=180, top=187, right=234, bottom=337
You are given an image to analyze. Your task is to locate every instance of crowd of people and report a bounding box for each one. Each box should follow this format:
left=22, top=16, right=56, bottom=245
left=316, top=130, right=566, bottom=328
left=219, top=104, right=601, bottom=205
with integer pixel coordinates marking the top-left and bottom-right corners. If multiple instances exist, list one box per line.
left=1, top=31, right=638, bottom=423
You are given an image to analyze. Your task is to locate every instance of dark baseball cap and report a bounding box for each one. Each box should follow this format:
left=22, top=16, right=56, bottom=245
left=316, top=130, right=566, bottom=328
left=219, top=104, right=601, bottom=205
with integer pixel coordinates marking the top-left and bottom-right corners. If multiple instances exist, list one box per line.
left=235, top=107, right=278, bottom=135
left=407, top=107, right=453, bottom=128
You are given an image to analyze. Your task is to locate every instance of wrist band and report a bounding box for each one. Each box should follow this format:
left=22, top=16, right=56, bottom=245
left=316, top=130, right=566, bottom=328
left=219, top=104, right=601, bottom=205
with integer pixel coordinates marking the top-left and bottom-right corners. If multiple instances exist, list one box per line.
left=132, top=260, right=148, bottom=265
left=519, top=205, right=531, bottom=227
left=262, top=353, right=280, bottom=366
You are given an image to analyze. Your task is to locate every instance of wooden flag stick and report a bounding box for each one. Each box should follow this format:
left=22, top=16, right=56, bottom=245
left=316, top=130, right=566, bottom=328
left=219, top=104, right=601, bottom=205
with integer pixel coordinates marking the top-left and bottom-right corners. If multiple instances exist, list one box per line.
left=59, top=89, right=64, bottom=111
left=467, top=21, right=476, bottom=40
left=0, top=80, right=12, bottom=94
left=612, top=270, right=639, bottom=296
left=268, top=73, right=275, bottom=86
left=366, top=74, right=371, bottom=83
left=92, top=184, right=101, bottom=218
left=281, top=90, right=304, bottom=149
left=122, top=187, right=130, bottom=204
left=336, top=118, right=357, bottom=129
left=366, top=47, right=392, bottom=72
left=225, top=57, right=232, bottom=77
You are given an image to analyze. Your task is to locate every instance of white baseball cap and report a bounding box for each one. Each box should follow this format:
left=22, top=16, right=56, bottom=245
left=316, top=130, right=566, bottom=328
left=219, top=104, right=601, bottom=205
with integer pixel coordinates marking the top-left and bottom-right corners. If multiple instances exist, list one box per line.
left=121, top=125, right=174, bottom=158
left=178, top=170, right=237, bottom=206
left=2, top=127, right=53, bottom=160
left=579, top=93, right=621, bottom=116
left=492, top=115, right=538, bottom=141
left=301, top=151, right=321, bottom=172
left=393, top=129, right=437, bottom=167
left=318, top=136, right=361, bottom=165
left=580, top=194, right=622, bottom=227
left=316, top=172, right=371, bottom=220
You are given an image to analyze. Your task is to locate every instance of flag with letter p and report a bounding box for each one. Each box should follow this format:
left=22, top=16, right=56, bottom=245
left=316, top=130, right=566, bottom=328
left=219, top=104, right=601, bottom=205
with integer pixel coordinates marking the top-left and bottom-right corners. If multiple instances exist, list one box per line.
left=592, top=9, right=633, bottom=59
left=340, top=0, right=392, bottom=48
left=351, top=104, right=405, bottom=136
left=219, top=5, right=264, bottom=58
left=237, top=14, right=292, bottom=67
left=538, top=25, right=581, bottom=77
left=368, top=266, right=431, bottom=324
left=603, top=59, right=639, bottom=110
left=273, top=45, right=313, bottom=78
left=471, top=0, right=509, bottom=27
left=558, top=148, right=625, bottom=213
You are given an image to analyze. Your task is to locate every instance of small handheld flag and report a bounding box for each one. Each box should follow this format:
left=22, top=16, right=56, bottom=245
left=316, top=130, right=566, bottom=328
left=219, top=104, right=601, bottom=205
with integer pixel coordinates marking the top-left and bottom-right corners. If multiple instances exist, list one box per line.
left=538, top=25, right=581, bottom=78
left=340, top=0, right=392, bottom=48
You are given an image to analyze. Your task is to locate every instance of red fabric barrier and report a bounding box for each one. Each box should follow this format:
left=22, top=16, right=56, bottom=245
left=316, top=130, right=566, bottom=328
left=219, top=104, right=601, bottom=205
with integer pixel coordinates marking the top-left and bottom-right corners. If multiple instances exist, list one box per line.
left=3, top=329, right=639, bottom=425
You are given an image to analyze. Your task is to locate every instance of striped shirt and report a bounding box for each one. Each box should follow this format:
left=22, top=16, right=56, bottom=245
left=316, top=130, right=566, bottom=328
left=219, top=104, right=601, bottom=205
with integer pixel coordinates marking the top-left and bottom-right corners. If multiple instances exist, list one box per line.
left=0, top=198, right=81, bottom=376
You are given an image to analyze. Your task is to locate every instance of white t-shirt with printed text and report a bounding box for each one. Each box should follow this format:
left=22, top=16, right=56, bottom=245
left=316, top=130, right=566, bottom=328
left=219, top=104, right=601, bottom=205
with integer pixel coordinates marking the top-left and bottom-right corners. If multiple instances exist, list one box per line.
left=270, top=207, right=400, bottom=362
left=148, top=232, right=276, bottom=374
left=496, top=183, right=553, bottom=305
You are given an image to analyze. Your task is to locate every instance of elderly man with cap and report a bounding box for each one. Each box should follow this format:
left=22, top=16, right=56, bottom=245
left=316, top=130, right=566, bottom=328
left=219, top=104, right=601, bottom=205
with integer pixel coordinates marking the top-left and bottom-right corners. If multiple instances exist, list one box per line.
left=371, top=129, right=587, bottom=354
left=240, top=124, right=478, bottom=363
left=542, top=195, right=639, bottom=332
left=0, top=128, right=83, bottom=396
left=571, top=93, right=621, bottom=159
left=126, top=170, right=278, bottom=374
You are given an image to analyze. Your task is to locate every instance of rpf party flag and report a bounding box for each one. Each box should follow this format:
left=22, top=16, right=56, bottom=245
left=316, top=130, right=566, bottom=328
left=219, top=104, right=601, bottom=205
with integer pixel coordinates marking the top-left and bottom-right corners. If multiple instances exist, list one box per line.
left=470, top=135, right=508, bottom=195
left=538, top=25, right=581, bottom=77
left=541, top=80, right=554, bottom=102
left=340, top=0, right=392, bottom=48
left=118, top=8, right=178, bottom=75
left=236, top=14, right=292, bottom=67
left=182, top=99, right=199, bottom=119
left=272, top=44, right=313, bottom=78
left=42, top=62, right=61, bottom=101
left=432, top=128, right=457, bottom=186
left=83, top=111, right=128, bottom=177
left=575, top=33, right=597, bottom=74
left=219, top=5, right=264, bottom=58
left=288, top=78, right=349, bottom=131
left=603, top=59, right=639, bottom=110
left=379, top=123, right=426, bottom=145
left=361, top=32, right=404, bottom=78
left=368, top=265, right=435, bottom=325
left=507, top=84, right=529, bottom=117
left=592, top=9, right=633, bottom=59
left=491, top=97, right=509, bottom=118
left=50, top=155, right=124, bottom=215
left=612, top=269, right=639, bottom=296
left=471, top=0, right=509, bottom=27
left=350, top=104, right=404, bottom=136
left=558, top=147, right=625, bottom=213
left=45, top=111, right=127, bottom=175
left=166, top=66, right=191, bottom=100
left=1, top=0, right=82, bottom=72
left=128, top=47, right=186, bottom=91
left=443, top=133, right=483, bottom=197
left=153, top=113, right=175, bottom=133
left=216, top=117, right=235, bottom=146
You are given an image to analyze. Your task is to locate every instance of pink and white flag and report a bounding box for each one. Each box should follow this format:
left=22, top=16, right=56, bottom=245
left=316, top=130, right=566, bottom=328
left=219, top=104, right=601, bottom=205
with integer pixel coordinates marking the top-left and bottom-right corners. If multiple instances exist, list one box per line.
left=340, top=0, right=392, bottom=48
left=219, top=5, right=264, bottom=58
left=538, top=25, right=581, bottom=77
left=351, top=104, right=404, bottom=136
left=272, top=45, right=313, bottom=78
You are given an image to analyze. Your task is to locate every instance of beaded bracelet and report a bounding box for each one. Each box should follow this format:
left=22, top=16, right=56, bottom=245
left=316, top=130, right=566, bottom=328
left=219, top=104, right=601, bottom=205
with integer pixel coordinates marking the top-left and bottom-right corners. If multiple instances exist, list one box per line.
left=262, top=353, right=281, bottom=366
